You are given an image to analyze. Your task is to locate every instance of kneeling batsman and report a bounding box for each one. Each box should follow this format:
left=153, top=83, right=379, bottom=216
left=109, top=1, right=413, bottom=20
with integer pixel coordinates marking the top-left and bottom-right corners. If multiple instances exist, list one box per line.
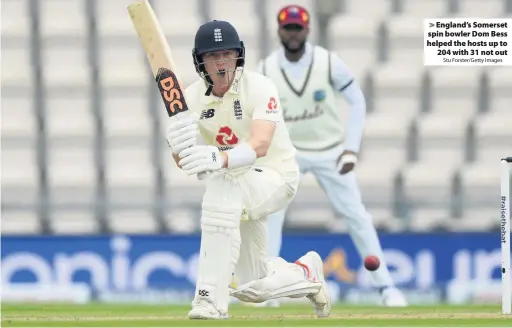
left=165, top=20, right=331, bottom=320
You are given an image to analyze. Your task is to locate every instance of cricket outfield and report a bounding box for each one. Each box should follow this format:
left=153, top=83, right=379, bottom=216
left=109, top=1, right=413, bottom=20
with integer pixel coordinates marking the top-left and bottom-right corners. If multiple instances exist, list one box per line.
left=1, top=303, right=510, bottom=327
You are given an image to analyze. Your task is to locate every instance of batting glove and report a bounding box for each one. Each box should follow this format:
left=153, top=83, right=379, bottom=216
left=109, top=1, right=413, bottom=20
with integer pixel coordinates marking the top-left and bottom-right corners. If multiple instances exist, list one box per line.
left=178, top=145, right=224, bottom=175
left=165, top=116, right=198, bottom=155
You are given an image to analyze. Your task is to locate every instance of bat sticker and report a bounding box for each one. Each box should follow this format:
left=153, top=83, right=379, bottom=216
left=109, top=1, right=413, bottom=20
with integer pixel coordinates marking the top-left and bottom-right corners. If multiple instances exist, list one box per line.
left=156, top=68, right=188, bottom=117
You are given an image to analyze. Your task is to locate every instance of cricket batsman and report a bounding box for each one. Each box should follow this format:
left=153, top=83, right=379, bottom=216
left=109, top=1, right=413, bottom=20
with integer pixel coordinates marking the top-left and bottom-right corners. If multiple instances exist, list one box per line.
left=165, top=20, right=331, bottom=319
left=258, top=5, right=407, bottom=307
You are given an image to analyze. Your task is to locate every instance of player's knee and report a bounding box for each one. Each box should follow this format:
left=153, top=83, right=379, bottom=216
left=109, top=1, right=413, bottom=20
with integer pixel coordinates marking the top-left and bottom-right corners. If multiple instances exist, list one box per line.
left=248, top=193, right=291, bottom=221
left=201, top=203, right=241, bottom=229
left=201, top=172, right=243, bottom=226
left=341, top=206, right=372, bottom=225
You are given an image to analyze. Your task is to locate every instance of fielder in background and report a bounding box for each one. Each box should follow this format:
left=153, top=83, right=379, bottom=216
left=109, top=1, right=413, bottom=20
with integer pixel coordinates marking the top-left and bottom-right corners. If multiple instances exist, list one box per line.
left=258, top=5, right=407, bottom=307
left=165, top=20, right=331, bottom=319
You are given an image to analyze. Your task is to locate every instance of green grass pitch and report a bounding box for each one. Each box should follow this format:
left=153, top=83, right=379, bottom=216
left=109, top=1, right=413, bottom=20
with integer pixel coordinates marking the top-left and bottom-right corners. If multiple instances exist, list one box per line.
left=2, top=303, right=511, bottom=327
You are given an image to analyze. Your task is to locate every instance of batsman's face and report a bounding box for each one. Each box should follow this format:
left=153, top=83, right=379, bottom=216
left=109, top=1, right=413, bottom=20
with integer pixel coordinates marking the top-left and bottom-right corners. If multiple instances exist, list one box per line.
left=278, top=24, right=308, bottom=52
left=202, top=50, right=238, bottom=90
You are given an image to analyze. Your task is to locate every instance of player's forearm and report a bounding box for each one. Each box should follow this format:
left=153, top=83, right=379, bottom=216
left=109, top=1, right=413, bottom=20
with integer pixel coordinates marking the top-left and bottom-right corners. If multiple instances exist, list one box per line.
left=342, top=83, right=366, bottom=152
left=248, top=138, right=271, bottom=157
left=248, top=120, right=275, bottom=157
left=221, top=121, right=274, bottom=169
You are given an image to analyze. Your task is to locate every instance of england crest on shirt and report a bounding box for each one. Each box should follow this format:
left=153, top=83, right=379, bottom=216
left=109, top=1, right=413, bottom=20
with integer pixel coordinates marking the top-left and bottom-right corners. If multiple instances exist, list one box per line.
left=233, top=99, right=243, bottom=120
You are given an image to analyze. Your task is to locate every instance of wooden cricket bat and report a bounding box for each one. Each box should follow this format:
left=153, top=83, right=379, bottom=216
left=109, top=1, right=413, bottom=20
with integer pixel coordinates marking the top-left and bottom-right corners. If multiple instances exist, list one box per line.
left=127, top=0, right=205, bottom=179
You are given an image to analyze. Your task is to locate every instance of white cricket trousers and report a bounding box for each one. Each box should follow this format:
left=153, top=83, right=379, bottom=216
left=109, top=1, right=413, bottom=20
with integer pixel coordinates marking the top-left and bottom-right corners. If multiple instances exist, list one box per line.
left=234, top=164, right=299, bottom=285
left=267, top=146, right=395, bottom=288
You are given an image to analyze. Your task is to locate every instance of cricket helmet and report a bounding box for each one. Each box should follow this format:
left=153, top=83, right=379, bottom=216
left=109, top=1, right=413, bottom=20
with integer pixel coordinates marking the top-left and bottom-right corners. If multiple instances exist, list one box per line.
left=192, top=20, right=245, bottom=76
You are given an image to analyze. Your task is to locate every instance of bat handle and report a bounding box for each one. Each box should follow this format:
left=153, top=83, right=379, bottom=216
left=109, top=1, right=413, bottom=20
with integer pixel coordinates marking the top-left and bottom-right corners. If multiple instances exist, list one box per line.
left=170, top=113, right=208, bottom=180
left=181, top=144, right=207, bottom=180
left=194, top=127, right=209, bottom=181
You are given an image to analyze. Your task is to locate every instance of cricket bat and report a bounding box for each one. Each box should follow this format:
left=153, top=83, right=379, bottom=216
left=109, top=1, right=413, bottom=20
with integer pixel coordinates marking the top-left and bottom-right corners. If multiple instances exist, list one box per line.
left=127, top=0, right=205, bottom=179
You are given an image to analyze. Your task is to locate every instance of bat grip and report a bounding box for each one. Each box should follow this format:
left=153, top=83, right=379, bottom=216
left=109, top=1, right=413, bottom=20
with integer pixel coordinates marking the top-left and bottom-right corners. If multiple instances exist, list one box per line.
left=194, top=126, right=209, bottom=181
left=170, top=113, right=208, bottom=180
left=181, top=144, right=207, bottom=180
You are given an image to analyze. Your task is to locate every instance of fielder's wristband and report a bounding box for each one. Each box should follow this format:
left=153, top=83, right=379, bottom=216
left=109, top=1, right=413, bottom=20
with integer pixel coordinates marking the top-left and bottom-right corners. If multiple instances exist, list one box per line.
left=225, top=142, right=257, bottom=169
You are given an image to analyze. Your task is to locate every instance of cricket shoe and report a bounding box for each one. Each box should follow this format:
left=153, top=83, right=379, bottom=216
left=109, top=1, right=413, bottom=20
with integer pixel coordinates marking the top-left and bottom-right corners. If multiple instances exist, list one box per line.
left=295, top=251, right=331, bottom=318
left=188, top=300, right=227, bottom=320
left=380, top=287, right=408, bottom=307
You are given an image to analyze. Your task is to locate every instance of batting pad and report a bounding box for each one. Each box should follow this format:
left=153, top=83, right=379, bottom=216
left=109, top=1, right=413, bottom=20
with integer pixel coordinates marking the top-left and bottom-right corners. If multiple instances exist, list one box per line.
left=194, top=172, right=242, bottom=315
left=230, top=257, right=322, bottom=303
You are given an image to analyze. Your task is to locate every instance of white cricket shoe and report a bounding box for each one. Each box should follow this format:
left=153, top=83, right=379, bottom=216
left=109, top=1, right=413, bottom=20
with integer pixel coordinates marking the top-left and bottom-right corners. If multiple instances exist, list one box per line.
left=296, top=251, right=331, bottom=318
left=188, top=300, right=227, bottom=320
left=380, top=287, right=408, bottom=307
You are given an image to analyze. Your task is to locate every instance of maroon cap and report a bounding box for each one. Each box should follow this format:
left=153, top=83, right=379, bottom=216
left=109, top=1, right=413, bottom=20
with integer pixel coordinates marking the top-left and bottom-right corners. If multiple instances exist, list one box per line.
left=277, top=5, right=310, bottom=28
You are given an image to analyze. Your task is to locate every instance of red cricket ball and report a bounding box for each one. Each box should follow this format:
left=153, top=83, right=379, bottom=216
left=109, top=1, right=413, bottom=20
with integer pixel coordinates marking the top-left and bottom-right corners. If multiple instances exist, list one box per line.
left=364, top=255, right=380, bottom=271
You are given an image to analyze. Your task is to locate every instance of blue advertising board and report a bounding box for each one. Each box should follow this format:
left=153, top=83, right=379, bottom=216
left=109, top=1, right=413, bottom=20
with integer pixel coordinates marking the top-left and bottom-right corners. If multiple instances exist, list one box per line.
left=1, top=233, right=506, bottom=303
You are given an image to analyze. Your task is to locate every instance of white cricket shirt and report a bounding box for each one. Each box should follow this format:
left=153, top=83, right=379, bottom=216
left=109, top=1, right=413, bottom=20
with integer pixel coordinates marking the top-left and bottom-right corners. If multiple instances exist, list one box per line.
left=184, top=70, right=298, bottom=175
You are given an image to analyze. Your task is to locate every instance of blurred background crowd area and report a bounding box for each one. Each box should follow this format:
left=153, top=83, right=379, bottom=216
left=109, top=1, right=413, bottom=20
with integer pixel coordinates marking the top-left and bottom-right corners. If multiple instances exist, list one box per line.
left=1, top=0, right=511, bottom=235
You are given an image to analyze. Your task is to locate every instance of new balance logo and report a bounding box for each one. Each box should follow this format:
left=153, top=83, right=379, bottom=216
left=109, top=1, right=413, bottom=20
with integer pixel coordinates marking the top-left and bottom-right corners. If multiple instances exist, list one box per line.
left=198, top=289, right=209, bottom=297
left=200, top=108, right=215, bottom=119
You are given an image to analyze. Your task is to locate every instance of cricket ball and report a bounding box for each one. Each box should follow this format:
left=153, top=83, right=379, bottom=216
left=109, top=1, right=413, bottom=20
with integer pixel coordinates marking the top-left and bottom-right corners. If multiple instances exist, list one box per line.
left=364, top=255, right=380, bottom=271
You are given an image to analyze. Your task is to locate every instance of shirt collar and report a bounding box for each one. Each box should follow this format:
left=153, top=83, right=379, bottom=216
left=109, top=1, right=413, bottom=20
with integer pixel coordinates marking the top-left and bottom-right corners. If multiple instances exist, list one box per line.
left=200, top=69, right=242, bottom=105
left=278, top=42, right=313, bottom=68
